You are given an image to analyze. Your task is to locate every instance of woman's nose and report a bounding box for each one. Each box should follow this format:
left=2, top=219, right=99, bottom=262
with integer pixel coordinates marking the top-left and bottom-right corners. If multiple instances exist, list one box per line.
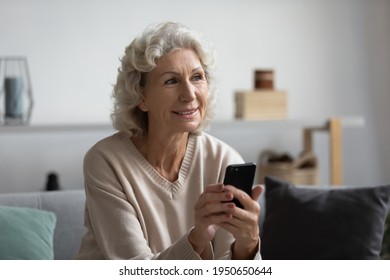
left=179, top=81, right=196, bottom=102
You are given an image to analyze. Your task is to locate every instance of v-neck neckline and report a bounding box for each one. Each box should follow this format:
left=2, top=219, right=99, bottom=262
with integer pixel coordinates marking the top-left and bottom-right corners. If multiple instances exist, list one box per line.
left=125, top=133, right=196, bottom=197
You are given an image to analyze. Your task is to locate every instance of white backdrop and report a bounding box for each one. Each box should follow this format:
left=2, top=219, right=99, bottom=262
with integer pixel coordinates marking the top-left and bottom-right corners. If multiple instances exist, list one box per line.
left=1, top=0, right=389, bottom=192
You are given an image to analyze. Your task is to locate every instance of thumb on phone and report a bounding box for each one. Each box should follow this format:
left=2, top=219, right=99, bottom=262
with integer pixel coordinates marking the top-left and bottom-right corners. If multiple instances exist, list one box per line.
left=251, top=184, right=264, bottom=202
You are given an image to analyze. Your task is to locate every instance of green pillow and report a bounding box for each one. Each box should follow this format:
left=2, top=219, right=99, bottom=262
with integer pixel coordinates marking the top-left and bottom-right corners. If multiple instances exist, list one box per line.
left=0, top=205, right=57, bottom=260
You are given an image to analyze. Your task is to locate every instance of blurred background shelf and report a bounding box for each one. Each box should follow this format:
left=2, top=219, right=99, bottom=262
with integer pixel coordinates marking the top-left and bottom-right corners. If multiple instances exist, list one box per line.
left=0, top=115, right=365, bottom=133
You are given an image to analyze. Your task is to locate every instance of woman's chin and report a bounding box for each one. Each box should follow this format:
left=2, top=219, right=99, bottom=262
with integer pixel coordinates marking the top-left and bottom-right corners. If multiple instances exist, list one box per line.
left=175, top=122, right=201, bottom=133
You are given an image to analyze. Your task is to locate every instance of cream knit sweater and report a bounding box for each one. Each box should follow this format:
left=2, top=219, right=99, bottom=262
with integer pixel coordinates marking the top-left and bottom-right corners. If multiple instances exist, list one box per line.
left=75, top=131, right=261, bottom=260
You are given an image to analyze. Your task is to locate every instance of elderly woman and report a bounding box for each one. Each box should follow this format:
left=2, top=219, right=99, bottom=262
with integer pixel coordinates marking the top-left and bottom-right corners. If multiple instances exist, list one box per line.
left=75, top=22, right=263, bottom=260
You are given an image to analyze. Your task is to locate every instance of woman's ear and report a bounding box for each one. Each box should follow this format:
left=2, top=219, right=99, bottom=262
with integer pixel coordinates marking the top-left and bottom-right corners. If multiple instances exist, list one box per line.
left=138, top=99, right=148, bottom=112
left=138, top=88, right=149, bottom=112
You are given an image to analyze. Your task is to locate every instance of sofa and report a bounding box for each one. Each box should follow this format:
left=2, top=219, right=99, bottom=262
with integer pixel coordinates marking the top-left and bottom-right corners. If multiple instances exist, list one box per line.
left=0, top=176, right=389, bottom=260
left=0, top=190, right=86, bottom=260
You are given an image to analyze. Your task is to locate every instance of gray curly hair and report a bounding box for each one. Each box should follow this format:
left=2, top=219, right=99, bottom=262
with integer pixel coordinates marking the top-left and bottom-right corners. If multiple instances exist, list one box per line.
left=111, top=21, right=217, bottom=137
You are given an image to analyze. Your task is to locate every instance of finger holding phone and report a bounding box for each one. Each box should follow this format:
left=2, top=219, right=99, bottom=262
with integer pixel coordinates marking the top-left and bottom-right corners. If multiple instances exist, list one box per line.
left=188, top=183, right=235, bottom=257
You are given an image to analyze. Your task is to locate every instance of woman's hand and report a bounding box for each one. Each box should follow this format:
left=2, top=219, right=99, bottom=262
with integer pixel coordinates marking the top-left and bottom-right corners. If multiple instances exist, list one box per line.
left=188, top=184, right=236, bottom=256
left=219, top=184, right=264, bottom=259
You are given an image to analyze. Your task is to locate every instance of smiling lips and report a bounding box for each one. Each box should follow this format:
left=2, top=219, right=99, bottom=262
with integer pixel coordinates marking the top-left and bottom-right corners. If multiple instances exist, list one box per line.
left=172, top=108, right=198, bottom=116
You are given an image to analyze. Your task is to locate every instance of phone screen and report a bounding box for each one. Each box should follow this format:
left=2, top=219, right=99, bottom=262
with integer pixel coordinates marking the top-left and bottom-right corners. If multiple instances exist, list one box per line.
left=223, top=163, right=256, bottom=208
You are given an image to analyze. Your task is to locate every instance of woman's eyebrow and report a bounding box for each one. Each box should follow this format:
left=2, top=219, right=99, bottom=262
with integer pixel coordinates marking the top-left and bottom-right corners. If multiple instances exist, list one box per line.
left=159, top=71, right=179, bottom=78
left=158, top=67, right=204, bottom=78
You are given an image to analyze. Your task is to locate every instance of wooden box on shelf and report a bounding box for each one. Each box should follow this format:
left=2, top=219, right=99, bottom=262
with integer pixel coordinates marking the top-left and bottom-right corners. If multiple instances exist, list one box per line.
left=235, top=90, right=287, bottom=120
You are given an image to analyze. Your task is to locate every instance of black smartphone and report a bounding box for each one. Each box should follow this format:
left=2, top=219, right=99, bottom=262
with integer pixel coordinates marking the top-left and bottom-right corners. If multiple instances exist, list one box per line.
left=223, top=163, right=256, bottom=208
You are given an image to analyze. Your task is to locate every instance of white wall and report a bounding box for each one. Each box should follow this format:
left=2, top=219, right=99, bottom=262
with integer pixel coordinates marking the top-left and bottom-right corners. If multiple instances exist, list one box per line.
left=1, top=0, right=389, bottom=192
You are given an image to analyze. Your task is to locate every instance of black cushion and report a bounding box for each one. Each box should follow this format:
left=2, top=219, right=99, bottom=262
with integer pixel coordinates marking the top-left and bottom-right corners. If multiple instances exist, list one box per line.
left=261, top=176, right=390, bottom=260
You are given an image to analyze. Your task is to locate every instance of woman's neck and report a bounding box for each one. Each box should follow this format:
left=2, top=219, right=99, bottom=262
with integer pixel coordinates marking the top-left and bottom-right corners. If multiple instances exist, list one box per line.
left=132, top=132, right=189, bottom=182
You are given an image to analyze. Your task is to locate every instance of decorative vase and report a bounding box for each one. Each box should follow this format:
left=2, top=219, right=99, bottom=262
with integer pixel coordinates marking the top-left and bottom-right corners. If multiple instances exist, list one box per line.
left=0, top=57, right=34, bottom=125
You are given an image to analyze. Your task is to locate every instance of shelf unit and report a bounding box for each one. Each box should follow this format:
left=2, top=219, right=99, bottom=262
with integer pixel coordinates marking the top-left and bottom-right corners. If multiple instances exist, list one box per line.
left=0, top=116, right=365, bottom=133
left=0, top=123, right=114, bottom=133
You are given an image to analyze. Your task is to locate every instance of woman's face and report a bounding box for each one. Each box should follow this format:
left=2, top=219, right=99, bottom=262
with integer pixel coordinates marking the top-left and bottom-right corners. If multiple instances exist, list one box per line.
left=139, top=48, right=208, bottom=136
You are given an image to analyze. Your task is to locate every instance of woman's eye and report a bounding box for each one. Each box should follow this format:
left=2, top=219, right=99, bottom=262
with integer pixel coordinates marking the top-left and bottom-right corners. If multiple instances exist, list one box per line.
left=192, top=74, right=204, bottom=81
left=165, top=78, right=177, bottom=85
